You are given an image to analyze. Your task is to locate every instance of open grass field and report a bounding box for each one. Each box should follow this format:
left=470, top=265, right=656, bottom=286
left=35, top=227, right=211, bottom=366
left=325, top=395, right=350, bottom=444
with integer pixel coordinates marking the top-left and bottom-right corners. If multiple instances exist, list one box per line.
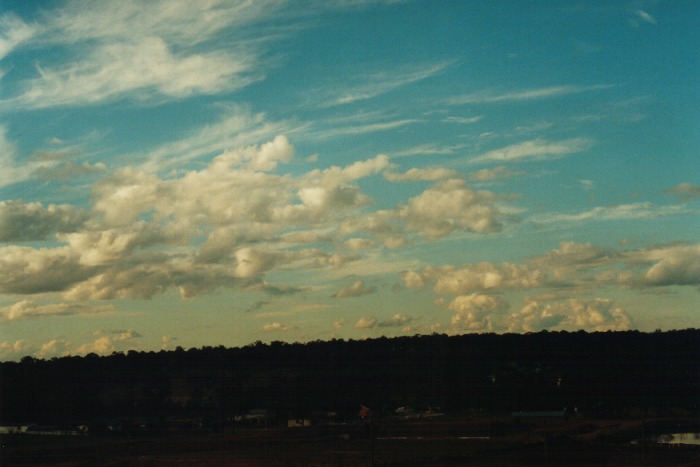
left=3, top=415, right=700, bottom=466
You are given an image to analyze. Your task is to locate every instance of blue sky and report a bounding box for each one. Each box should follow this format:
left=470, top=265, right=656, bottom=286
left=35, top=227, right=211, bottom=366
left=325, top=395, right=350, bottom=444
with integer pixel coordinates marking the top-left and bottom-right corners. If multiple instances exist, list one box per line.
left=1, top=0, right=698, bottom=360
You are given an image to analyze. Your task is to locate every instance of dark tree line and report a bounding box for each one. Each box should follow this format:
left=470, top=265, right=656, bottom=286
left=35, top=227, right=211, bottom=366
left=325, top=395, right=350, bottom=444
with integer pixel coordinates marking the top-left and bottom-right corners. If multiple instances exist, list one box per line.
left=1, top=330, right=699, bottom=428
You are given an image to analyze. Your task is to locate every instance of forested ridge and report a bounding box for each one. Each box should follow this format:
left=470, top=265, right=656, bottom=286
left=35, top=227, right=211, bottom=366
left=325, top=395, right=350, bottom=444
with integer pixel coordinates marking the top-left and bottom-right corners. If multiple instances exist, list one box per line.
left=2, top=330, right=699, bottom=428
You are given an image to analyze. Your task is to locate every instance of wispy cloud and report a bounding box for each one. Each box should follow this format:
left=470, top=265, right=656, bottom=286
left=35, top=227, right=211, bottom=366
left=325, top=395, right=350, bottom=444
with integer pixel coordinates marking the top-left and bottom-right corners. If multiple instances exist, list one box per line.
left=0, top=13, right=35, bottom=60
left=388, top=143, right=466, bottom=158
left=446, top=84, right=614, bottom=106
left=2, top=1, right=286, bottom=109
left=530, top=203, right=692, bottom=224
left=664, top=183, right=700, bottom=202
left=470, top=138, right=591, bottom=164
left=142, top=106, right=299, bottom=172
left=443, top=115, right=483, bottom=124
left=324, top=62, right=452, bottom=107
left=630, top=10, right=656, bottom=27
left=0, top=300, right=112, bottom=322
left=308, top=118, right=420, bottom=142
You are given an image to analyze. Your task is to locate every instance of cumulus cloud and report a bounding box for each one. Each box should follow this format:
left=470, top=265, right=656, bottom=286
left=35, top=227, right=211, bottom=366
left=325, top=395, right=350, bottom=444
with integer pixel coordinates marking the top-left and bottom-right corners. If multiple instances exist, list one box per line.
left=261, top=322, right=295, bottom=332
left=0, top=200, right=90, bottom=241
left=508, top=298, right=632, bottom=332
left=214, top=135, right=293, bottom=172
left=378, top=313, right=413, bottom=327
left=0, top=245, right=91, bottom=294
left=161, top=335, right=175, bottom=351
left=638, top=244, right=700, bottom=287
left=427, top=262, right=543, bottom=295
left=332, top=318, right=346, bottom=329
left=405, top=241, right=700, bottom=299
left=334, top=280, right=376, bottom=298
left=59, top=223, right=169, bottom=266
left=399, top=179, right=502, bottom=238
left=355, top=316, right=377, bottom=329
left=75, top=329, right=140, bottom=356
left=448, top=293, right=508, bottom=332
left=143, top=106, right=294, bottom=172
left=0, top=340, right=35, bottom=361
left=36, top=339, right=71, bottom=359
left=234, top=247, right=278, bottom=279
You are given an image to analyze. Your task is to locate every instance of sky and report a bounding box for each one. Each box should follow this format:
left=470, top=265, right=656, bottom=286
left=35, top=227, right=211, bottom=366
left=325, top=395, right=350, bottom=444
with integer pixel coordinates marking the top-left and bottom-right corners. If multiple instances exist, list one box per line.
left=0, top=0, right=698, bottom=360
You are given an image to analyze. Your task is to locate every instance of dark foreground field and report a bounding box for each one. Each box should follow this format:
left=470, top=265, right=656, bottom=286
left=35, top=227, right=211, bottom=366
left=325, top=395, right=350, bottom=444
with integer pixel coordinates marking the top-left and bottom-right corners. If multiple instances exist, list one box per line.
left=3, top=415, right=700, bottom=466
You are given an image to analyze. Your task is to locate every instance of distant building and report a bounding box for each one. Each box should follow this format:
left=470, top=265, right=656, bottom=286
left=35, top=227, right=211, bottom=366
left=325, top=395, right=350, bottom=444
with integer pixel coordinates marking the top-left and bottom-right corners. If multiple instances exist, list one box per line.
left=511, top=410, right=566, bottom=420
left=287, top=419, right=311, bottom=428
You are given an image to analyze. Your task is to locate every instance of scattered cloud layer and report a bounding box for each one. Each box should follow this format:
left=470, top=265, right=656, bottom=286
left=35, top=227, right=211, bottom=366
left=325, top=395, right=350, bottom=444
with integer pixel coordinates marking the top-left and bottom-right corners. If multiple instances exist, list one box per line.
left=0, top=1, right=697, bottom=360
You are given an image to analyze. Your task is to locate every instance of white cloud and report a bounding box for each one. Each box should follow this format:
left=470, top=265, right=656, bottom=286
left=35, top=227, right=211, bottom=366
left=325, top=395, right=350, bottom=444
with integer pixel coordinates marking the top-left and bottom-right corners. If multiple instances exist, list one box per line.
left=15, top=37, right=258, bottom=108
left=32, top=161, right=106, bottom=181
left=343, top=238, right=376, bottom=250
left=633, top=10, right=656, bottom=26
left=234, top=247, right=277, bottom=279
left=508, top=298, right=632, bottom=332
left=311, top=119, right=420, bottom=141
left=143, top=106, right=296, bottom=172
left=355, top=316, right=377, bottom=329
left=59, top=223, right=168, bottom=266
left=74, top=329, right=140, bottom=356
left=399, top=179, right=502, bottom=237
left=0, top=200, right=90, bottom=241
left=213, top=135, right=294, bottom=172
left=334, top=280, right=376, bottom=298
left=0, top=13, right=35, bottom=60
left=261, top=322, right=295, bottom=332
left=36, top=339, right=71, bottom=359
left=378, top=313, right=413, bottom=327
left=0, top=127, right=44, bottom=187
left=448, top=293, right=508, bottom=332
left=0, top=300, right=112, bottom=322
left=430, top=262, right=543, bottom=295
left=332, top=318, right=346, bottom=329
left=389, top=143, right=466, bottom=158
left=530, top=202, right=691, bottom=224
left=664, top=183, right=700, bottom=202
left=384, top=167, right=459, bottom=182
left=161, top=335, right=175, bottom=351
left=466, top=166, right=519, bottom=182
left=0, top=340, right=35, bottom=361
left=325, top=62, right=451, bottom=106
left=447, top=84, right=614, bottom=106
left=470, top=138, right=591, bottom=164
left=443, top=115, right=483, bottom=124
left=4, top=1, right=286, bottom=108
left=638, top=244, right=700, bottom=287
left=0, top=245, right=90, bottom=294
